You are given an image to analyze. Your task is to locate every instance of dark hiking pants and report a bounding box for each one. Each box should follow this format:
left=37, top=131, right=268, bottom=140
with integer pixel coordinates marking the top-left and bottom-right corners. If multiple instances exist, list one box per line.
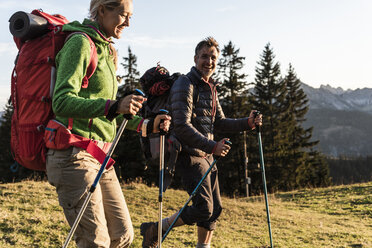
left=177, top=153, right=222, bottom=231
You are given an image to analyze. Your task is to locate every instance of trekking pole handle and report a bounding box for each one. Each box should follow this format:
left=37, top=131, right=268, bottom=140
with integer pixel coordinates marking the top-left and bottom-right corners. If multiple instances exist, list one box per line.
left=214, top=139, right=232, bottom=159
left=123, top=89, right=146, bottom=120
left=158, top=109, right=169, bottom=136
left=253, top=110, right=261, bottom=132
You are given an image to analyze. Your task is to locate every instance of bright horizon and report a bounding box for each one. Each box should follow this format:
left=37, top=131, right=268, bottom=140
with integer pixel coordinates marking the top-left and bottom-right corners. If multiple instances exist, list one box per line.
left=1, top=0, right=371, bottom=109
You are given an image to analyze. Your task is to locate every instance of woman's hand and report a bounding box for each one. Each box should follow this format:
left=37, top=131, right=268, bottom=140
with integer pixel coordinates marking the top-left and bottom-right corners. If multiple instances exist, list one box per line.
left=153, top=114, right=172, bottom=133
left=117, top=94, right=146, bottom=115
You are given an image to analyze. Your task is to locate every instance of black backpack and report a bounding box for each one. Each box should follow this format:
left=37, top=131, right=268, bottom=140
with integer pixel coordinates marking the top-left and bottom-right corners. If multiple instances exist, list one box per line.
left=139, top=65, right=182, bottom=189
left=140, top=66, right=180, bottom=118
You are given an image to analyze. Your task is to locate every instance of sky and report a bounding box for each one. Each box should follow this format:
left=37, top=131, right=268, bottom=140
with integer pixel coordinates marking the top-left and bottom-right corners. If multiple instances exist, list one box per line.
left=1, top=0, right=371, bottom=109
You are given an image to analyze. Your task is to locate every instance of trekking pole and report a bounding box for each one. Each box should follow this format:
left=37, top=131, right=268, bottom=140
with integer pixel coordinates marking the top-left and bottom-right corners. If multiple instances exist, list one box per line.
left=63, top=89, right=145, bottom=248
left=157, top=109, right=169, bottom=248
left=161, top=140, right=232, bottom=243
left=254, top=111, right=274, bottom=248
left=243, top=131, right=249, bottom=197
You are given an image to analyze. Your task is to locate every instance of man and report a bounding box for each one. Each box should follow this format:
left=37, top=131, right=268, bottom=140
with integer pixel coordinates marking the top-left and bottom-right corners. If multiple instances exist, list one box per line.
left=140, top=37, right=262, bottom=248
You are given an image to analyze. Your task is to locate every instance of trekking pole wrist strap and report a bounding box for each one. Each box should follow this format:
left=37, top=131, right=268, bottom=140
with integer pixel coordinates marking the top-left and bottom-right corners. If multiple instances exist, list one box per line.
left=106, top=98, right=121, bottom=121
left=141, top=119, right=150, bottom=137
left=140, top=118, right=154, bottom=137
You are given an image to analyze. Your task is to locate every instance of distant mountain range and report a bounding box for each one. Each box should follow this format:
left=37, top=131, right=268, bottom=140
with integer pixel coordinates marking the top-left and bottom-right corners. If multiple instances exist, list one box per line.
left=301, top=84, right=372, bottom=114
left=302, top=83, right=372, bottom=157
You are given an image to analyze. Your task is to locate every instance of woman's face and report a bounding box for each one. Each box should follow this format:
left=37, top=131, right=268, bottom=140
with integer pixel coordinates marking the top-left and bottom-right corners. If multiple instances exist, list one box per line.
left=98, top=0, right=133, bottom=39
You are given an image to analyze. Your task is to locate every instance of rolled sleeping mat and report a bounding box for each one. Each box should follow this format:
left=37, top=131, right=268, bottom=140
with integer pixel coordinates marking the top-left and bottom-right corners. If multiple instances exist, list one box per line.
left=9, top=11, right=49, bottom=42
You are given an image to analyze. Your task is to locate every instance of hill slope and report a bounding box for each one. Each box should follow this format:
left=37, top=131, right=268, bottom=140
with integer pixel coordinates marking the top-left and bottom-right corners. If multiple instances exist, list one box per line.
left=0, top=181, right=371, bottom=248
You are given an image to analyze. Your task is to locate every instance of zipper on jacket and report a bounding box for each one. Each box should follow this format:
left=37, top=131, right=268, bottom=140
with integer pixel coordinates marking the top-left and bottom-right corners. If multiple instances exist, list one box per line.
left=105, top=44, right=116, bottom=100
left=203, top=79, right=217, bottom=133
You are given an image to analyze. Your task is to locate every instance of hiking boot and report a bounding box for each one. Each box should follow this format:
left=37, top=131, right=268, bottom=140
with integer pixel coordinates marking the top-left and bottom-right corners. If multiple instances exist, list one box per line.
left=140, top=222, right=159, bottom=248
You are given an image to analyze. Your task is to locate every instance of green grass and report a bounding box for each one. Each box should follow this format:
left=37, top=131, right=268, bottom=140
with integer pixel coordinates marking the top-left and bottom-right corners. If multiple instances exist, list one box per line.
left=0, top=181, right=371, bottom=247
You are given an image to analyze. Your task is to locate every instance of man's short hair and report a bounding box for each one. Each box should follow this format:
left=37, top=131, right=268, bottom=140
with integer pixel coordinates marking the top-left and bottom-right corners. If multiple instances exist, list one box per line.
left=195, top=37, right=220, bottom=56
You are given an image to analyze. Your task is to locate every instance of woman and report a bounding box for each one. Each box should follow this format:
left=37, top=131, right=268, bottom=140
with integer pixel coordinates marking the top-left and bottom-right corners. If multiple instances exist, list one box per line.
left=45, top=0, right=170, bottom=247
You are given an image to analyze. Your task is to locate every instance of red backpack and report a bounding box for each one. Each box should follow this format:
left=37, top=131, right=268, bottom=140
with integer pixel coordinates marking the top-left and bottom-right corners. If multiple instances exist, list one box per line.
left=10, top=10, right=98, bottom=171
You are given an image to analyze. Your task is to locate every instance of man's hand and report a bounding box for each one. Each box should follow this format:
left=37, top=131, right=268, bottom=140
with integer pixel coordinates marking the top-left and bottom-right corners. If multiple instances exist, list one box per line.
left=248, top=110, right=263, bottom=130
left=213, top=138, right=231, bottom=157
left=117, top=94, right=146, bottom=115
left=153, top=115, right=171, bottom=133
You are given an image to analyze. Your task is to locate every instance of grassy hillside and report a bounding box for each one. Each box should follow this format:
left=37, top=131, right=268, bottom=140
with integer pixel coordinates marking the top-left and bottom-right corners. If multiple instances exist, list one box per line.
left=0, top=181, right=371, bottom=248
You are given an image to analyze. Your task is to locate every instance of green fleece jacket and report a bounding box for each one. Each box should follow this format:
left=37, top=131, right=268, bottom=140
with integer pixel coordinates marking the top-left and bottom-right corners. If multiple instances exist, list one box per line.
left=53, top=19, right=141, bottom=142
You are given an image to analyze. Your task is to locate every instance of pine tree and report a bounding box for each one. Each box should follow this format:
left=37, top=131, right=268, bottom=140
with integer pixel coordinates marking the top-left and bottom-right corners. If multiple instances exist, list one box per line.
left=217, top=41, right=249, bottom=117
left=283, top=64, right=312, bottom=188
left=283, top=64, right=330, bottom=188
left=0, top=99, right=15, bottom=182
left=117, top=46, right=141, bottom=97
left=215, top=41, right=251, bottom=195
left=250, top=43, right=289, bottom=191
left=296, top=150, right=331, bottom=187
left=114, top=47, right=147, bottom=183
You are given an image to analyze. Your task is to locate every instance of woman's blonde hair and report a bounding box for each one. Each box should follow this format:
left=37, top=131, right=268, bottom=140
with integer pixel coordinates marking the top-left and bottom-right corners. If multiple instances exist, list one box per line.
left=89, top=0, right=122, bottom=20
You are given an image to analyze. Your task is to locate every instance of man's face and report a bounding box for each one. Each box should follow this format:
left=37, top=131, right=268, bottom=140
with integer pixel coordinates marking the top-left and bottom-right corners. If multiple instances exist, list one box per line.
left=194, top=46, right=219, bottom=81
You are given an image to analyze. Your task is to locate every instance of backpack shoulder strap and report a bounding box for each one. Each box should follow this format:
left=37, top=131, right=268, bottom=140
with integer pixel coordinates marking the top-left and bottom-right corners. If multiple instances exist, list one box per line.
left=65, top=32, right=98, bottom=89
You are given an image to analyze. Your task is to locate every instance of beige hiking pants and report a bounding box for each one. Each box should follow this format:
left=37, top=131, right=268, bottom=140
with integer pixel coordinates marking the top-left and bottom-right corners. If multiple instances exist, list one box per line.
left=46, top=147, right=134, bottom=248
